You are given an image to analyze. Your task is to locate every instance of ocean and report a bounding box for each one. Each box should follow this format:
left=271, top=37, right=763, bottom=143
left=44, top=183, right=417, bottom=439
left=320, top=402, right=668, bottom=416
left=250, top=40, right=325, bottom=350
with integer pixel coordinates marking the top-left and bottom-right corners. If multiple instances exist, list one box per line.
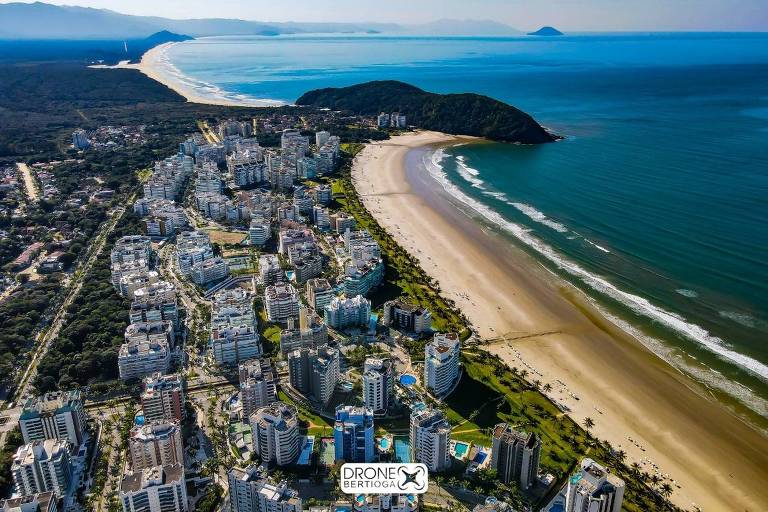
left=162, top=33, right=768, bottom=419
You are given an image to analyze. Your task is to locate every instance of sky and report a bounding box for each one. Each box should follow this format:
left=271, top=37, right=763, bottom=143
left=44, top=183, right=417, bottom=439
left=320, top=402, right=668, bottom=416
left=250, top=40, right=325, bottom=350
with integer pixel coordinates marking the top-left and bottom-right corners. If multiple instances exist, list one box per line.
left=2, top=0, right=768, bottom=31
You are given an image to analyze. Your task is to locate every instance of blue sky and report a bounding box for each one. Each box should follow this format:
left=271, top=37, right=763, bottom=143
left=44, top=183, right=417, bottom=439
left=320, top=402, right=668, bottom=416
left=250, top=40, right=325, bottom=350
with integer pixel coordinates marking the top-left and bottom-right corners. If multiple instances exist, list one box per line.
left=2, top=0, right=768, bottom=31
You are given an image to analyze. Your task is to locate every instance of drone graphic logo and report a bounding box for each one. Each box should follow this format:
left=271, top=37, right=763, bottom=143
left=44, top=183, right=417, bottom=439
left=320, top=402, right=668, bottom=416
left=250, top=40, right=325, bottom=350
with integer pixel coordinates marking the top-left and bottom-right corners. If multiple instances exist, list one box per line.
left=397, top=465, right=427, bottom=492
left=340, top=463, right=429, bottom=495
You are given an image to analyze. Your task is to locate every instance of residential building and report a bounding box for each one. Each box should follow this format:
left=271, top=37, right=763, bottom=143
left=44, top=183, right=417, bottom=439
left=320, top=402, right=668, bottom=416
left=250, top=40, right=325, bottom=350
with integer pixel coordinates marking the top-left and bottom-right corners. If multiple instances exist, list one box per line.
left=131, top=281, right=179, bottom=329
left=72, top=129, right=90, bottom=149
left=565, top=459, right=625, bottom=512
left=18, top=390, right=87, bottom=447
left=118, top=340, right=171, bottom=382
left=191, top=257, right=229, bottom=285
left=382, top=300, right=432, bottom=334
left=279, top=309, right=328, bottom=354
left=342, top=259, right=384, bottom=298
left=349, top=494, right=418, bottom=512
left=333, top=406, right=374, bottom=463
left=315, top=131, right=331, bottom=147
left=363, top=358, right=394, bottom=414
left=264, top=283, right=300, bottom=325
left=287, top=345, right=339, bottom=404
left=128, top=422, right=184, bottom=470
left=377, top=113, right=390, bottom=128
left=249, top=217, right=271, bottom=247
left=306, top=278, right=334, bottom=312
left=410, top=408, right=450, bottom=472
left=228, top=465, right=302, bottom=512
left=175, top=231, right=214, bottom=275
left=141, top=374, right=185, bottom=423
left=125, top=321, right=175, bottom=350
left=211, top=325, right=261, bottom=365
left=312, top=206, right=330, bottom=230
left=491, top=423, right=541, bottom=490
left=0, top=492, right=57, bottom=512
left=239, top=359, right=277, bottom=419
left=11, top=440, right=72, bottom=498
left=324, top=295, right=371, bottom=330
left=119, top=465, right=187, bottom=512
left=424, top=332, right=461, bottom=396
left=251, top=403, right=300, bottom=467
left=258, top=254, right=282, bottom=285
left=314, top=184, right=332, bottom=205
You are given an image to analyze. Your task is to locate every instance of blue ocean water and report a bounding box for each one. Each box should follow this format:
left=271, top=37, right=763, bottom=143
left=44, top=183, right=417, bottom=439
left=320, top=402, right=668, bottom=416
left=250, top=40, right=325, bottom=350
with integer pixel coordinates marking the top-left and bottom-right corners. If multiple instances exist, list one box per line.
left=164, top=34, right=768, bottom=417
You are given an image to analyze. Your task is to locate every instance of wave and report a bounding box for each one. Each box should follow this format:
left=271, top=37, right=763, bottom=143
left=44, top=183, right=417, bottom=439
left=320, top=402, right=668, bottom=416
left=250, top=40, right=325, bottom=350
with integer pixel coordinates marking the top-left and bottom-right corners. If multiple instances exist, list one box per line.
left=453, top=154, right=485, bottom=188
left=676, top=288, right=699, bottom=298
left=150, top=43, right=286, bottom=107
left=719, top=310, right=763, bottom=329
left=584, top=238, right=611, bottom=253
left=425, top=147, right=768, bottom=395
left=509, top=202, right=569, bottom=233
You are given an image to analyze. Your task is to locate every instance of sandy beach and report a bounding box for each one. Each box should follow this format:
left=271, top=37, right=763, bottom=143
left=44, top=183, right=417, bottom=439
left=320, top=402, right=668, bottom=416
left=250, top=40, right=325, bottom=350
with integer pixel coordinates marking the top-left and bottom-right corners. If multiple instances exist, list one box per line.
left=95, top=42, right=285, bottom=107
left=352, top=130, right=768, bottom=511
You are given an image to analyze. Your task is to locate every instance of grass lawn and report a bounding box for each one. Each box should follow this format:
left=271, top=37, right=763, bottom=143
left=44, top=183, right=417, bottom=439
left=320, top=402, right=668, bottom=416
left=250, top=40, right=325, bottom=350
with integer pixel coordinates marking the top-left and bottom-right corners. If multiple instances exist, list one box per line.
left=206, top=229, right=247, bottom=245
left=278, top=390, right=334, bottom=437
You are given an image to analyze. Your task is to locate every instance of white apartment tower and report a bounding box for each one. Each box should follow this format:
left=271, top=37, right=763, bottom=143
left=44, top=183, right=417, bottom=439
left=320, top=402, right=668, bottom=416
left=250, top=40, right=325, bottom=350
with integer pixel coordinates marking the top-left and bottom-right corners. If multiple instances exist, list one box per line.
left=119, top=465, right=187, bottom=512
left=424, top=332, right=461, bottom=396
left=409, top=408, right=451, bottom=473
left=128, top=422, right=184, bottom=470
left=250, top=403, right=300, bottom=467
left=363, top=358, right=394, bottom=414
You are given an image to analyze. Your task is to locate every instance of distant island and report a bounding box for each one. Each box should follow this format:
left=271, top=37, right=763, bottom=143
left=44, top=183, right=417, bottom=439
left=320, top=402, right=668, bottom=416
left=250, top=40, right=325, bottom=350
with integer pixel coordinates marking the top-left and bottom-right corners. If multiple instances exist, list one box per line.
left=296, top=80, right=558, bottom=144
left=528, top=26, right=564, bottom=36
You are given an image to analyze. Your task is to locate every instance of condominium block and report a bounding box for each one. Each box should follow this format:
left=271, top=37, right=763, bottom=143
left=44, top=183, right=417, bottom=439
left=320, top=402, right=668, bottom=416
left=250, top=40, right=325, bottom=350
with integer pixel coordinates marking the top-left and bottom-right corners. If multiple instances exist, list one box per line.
left=264, top=283, right=300, bottom=325
left=175, top=231, right=214, bottom=275
left=258, top=254, right=282, bottom=286
left=191, top=257, right=228, bottom=285
left=491, top=423, right=541, bottom=490
left=119, top=465, right=187, bottom=512
left=410, top=407, right=451, bottom=472
left=141, top=373, right=185, bottom=423
left=128, top=422, right=184, bottom=470
left=251, top=403, right=299, bottom=467
left=18, top=390, right=87, bottom=447
left=131, top=281, right=179, bottom=329
left=382, top=300, right=432, bottom=334
left=324, top=295, right=371, bottom=330
left=0, top=492, right=57, bottom=512
left=12, top=440, right=72, bottom=498
left=363, top=358, right=394, bottom=414
left=287, top=345, right=339, bottom=405
left=118, top=340, right=171, bottom=382
left=565, top=459, right=625, bottom=512
left=306, top=278, right=334, bottom=312
left=424, top=332, right=461, bottom=396
left=228, top=465, right=302, bottom=512
left=334, top=406, right=374, bottom=463
left=239, top=359, right=277, bottom=419
left=279, top=310, right=328, bottom=354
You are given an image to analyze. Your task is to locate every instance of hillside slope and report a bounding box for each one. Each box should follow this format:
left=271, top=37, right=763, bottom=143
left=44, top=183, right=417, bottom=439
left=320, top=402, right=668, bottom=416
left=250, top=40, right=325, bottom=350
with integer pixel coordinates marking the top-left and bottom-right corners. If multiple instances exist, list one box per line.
left=297, top=81, right=558, bottom=144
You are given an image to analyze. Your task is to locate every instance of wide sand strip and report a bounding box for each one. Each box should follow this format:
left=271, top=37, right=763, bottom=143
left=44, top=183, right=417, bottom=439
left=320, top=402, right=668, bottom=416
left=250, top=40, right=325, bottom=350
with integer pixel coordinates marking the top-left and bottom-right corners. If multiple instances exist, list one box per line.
left=352, top=130, right=768, bottom=511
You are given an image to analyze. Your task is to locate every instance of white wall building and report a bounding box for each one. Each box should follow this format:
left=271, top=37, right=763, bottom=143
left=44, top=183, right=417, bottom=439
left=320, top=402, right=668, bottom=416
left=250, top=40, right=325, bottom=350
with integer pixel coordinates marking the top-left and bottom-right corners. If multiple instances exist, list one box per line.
left=228, top=465, right=302, bottom=512
left=119, top=465, right=187, bottom=512
left=250, top=403, right=299, bottom=467
left=410, top=407, right=451, bottom=473
left=264, top=283, right=300, bottom=325
left=363, top=358, right=394, bottom=414
left=128, top=422, right=184, bottom=471
left=11, top=440, right=72, bottom=498
left=424, top=332, right=461, bottom=396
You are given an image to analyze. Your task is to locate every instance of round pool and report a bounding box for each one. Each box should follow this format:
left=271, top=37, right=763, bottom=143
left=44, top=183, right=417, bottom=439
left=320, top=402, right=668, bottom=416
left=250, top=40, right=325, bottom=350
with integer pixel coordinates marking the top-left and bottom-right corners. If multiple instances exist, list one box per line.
left=399, top=374, right=417, bottom=386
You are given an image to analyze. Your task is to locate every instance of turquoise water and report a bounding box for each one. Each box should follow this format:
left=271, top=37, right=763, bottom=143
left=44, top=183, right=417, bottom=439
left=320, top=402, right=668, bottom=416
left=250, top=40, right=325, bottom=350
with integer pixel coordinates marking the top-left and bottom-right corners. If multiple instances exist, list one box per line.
left=378, top=437, right=390, bottom=450
left=399, top=374, right=417, bottom=386
left=163, top=33, right=768, bottom=418
left=454, top=441, right=470, bottom=458
left=393, top=436, right=411, bottom=462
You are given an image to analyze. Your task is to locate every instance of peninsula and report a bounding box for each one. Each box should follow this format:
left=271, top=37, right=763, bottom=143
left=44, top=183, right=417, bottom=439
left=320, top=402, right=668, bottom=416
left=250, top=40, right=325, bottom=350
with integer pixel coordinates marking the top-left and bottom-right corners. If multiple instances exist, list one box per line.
left=296, top=80, right=558, bottom=144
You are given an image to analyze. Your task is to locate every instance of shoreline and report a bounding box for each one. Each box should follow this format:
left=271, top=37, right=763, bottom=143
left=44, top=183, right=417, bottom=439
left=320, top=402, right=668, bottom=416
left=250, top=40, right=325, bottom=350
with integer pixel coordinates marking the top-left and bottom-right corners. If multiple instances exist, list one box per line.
left=352, top=130, right=768, bottom=511
left=100, top=41, right=286, bottom=108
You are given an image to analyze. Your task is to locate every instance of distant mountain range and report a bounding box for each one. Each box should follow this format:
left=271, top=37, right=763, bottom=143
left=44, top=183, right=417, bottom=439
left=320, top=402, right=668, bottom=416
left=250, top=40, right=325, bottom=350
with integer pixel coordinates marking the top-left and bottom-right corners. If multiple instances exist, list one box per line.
left=528, top=26, right=564, bottom=36
left=0, top=2, right=522, bottom=39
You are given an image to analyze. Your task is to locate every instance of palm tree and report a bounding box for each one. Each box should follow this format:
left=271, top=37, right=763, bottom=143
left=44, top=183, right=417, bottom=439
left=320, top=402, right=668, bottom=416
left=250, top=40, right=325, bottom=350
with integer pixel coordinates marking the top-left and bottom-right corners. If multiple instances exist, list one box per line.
left=660, top=482, right=673, bottom=502
left=630, top=462, right=642, bottom=478
left=584, top=417, right=595, bottom=430
left=542, top=383, right=553, bottom=393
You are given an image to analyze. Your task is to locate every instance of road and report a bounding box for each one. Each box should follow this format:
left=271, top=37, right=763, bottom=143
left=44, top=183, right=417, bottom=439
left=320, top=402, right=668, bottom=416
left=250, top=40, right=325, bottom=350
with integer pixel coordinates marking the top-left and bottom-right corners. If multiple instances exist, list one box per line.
left=16, top=162, right=39, bottom=202
left=11, top=200, right=134, bottom=407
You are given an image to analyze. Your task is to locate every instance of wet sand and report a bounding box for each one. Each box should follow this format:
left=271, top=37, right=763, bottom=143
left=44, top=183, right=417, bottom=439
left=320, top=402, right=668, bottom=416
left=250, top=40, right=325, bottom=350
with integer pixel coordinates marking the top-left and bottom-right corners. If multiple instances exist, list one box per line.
left=352, top=130, right=768, bottom=511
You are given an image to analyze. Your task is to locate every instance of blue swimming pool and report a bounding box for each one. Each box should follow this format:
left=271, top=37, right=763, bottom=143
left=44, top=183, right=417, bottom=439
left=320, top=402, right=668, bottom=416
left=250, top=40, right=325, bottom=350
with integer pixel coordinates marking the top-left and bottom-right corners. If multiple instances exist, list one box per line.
left=473, top=451, right=487, bottom=464
left=297, top=436, right=314, bottom=465
left=454, top=442, right=470, bottom=458
left=134, top=415, right=145, bottom=426
left=379, top=438, right=390, bottom=450
left=399, top=374, right=417, bottom=386
left=394, top=437, right=411, bottom=462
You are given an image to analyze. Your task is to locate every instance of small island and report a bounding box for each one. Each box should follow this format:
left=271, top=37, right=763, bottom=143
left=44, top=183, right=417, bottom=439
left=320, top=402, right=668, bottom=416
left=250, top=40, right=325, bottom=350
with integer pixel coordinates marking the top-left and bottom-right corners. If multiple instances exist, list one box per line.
left=296, top=80, right=559, bottom=144
left=528, top=26, right=564, bottom=36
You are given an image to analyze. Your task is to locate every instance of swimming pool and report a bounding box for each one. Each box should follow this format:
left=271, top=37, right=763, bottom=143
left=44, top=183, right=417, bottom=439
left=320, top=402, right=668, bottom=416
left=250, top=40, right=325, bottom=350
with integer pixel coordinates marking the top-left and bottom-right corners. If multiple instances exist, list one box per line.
left=134, top=415, right=145, bottom=426
left=473, top=451, right=487, bottom=464
left=394, top=436, right=411, bottom=462
left=454, top=441, right=470, bottom=458
left=399, top=374, right=417, bottom=386
left=339, top=381, right=354, bottom=392
left=378, top=438, right=390, bottom=450
left=297, top=436, right=314, bottom=465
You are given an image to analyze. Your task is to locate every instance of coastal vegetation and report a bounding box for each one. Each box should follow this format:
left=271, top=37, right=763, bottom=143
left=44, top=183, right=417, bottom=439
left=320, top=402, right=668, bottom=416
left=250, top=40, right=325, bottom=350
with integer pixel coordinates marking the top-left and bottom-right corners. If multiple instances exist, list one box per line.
left=297, top=80, right=558, bottom=144
left=330, top=146, right=470, bottom=343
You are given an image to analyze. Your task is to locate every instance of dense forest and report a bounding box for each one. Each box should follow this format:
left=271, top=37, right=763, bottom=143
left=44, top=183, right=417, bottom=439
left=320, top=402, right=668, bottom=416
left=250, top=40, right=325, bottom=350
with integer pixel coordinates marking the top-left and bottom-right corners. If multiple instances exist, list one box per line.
left=297, top=80, right=559, bottom=144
